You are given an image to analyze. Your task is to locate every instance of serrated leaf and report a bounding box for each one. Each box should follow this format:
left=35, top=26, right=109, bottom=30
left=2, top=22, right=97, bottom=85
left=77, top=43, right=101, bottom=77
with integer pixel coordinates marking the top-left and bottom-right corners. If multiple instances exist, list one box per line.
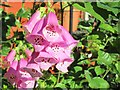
left=89, top=77, right=110, bottom=88
left=95, top=66, right=105, bottom=75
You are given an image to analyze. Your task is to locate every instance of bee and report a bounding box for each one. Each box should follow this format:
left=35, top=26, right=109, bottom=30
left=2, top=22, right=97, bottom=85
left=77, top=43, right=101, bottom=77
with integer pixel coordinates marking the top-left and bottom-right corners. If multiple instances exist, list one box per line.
left=81, top=45, right=92, bottom=59
left=74, top=45, right=92, bottom=59
left=48, top=65, right=57, bottom=75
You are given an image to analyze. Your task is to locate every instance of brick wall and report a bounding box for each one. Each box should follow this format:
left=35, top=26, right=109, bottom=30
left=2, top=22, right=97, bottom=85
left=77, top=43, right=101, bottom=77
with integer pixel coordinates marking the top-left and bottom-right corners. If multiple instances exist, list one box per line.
left=1, top=1, right=84, bottom=32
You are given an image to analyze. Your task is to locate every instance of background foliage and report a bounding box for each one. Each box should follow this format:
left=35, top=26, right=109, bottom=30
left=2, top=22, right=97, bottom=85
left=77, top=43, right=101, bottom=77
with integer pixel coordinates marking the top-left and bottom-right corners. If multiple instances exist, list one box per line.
left=1, top=1, right=120, bottom=89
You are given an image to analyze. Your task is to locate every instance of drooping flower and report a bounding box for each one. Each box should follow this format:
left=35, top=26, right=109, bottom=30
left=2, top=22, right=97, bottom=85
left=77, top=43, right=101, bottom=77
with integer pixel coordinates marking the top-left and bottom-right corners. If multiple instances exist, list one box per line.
left=18, top=78, right=35, bottom=89
left=60, top=25, right=78, bottom=45
left=45, top=42, right=70, bottom=61
left=23, top=11, right=41, bottom=34
left=41, top=12, right=63, bottom=42
left=26, top=34, right=49, bottom=52
left=2, top=50, right=16, bottom=68
left=56, top=58, right=74, bottom=73
left=23, top=63, right=43, bottom=80
left=24, top=11, right=78, bottom=74
left=24, top=48, right=32, bottom=59
left=4, top=61, right=20, bottom=85
left=17, top=70, right=35, bottom=89
left=34, top=51, right=57, bottom=70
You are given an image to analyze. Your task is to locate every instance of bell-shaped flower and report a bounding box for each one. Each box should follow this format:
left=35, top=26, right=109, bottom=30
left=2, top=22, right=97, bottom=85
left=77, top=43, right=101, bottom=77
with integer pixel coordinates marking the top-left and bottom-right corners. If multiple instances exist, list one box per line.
left=4, top=61, right=20, bottom=85
left=60, top=25, right=78, bottom=45
left=24, top=48, right=32, bottom=59
left=45, top=43, right=70, bottom=61
left=18, top=78, right=35, bottom=89
left=23, top=11, right=41, bottom=34
left=26, top=34, right=49, bottom=52
left=56, top=58, right=73, bottom=73
left=18, top=58, right=28, bottom=70
left=3, top=50, right=16, bottom=68
left=34, top=51, right=57, bottom=70
left=23, top=63, right=43, bottom=80
left=31, top=12, right=63, bottom=43
left=42, top=12, right=63, bottom=42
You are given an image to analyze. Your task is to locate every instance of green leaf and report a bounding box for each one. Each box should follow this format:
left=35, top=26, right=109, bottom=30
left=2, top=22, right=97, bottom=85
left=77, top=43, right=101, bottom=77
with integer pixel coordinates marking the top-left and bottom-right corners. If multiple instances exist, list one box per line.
left=74, top=66, right=82, bottom=73
left=70, top=81, right=75, bottom=88
left=77, top=42, right=82, bottom=47
left=6, top=25, right=11, bottom=37
left=38, top=79, right=46, bottom=88
left=55, top=83, right=66, bottom=88
left=15, top=19, right=21, bottom=28
left=97, top=50, right=114, bottom=65
left=84, top=70, right=92, bottom=82
left=78, top=25, right=93, bottom=33
left=95, top=66, right=105, bottom=75
left=115, top=61, right=120, bottom=73
left=0, top=8, right=3, bottom=14
left=73, top=3, right=86, bottom=12
left=2, top=45, right=10, bottom=55
left=97, top=2, right=119, bottom=15
left=49, top=75, right=57, bottom=85
left=16, top=7, right=30, bottom=18
left=99, top=23, right=115, bottom=33
left=89, top=77, right=110, bottom=88
left=85, top=2, right=105, bottom=23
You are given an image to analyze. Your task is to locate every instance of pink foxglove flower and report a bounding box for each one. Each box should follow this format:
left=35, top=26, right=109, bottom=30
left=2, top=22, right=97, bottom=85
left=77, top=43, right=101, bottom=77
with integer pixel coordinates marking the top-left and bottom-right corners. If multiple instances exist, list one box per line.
left=45, top=43, right=70, bottom=61
left=42, top=12, right=63, bottom=42
left=60, top=25, right=78, bottom=45
left=34, top=51, right=57, bottom=70
left=56, top=58, right=74, bottom=73
left=26, top=34, right=49, bottom=52
left=3, top=50, right=16, bottom=68
left=4, top=61, right=20, bottom=85
left=24, top=48, right=32, bottom=59
left=31, top=12, right=63, bottom=43
left=18, top=78, right=35, bottom=89
left=23, top=63, right=43, bottom=80
left=23, top=11, right=41, bottom=34
left=24, top=11, right=78, bottom=73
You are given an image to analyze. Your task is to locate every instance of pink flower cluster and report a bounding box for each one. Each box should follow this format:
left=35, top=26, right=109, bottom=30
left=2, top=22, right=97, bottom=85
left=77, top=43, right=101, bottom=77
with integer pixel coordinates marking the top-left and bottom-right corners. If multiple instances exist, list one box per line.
left=4, top=50, right=39, bottom=89
left=4, top=11, right=78, bottom=89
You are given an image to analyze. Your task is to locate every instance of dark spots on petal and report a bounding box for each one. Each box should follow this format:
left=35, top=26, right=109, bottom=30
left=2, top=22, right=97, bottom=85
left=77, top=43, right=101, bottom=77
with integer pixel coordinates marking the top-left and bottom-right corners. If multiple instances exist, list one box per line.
left=9, top=74, right=16, bottom=79
left=34, top=36, right=45, bottom=45
left=31, top=69, right=37, bottom=74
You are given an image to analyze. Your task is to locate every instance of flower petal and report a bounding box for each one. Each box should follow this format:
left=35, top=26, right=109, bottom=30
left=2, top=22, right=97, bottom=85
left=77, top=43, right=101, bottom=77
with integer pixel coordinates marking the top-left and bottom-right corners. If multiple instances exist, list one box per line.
left=23, top=11, right=41, bottom=33
left=46, top=12, right=58, bottom=26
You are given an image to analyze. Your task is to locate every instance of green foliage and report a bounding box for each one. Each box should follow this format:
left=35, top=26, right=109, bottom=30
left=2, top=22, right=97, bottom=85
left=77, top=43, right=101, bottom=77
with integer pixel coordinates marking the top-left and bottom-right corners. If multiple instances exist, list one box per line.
left=1, top=1, right=120, bottom=89
left=72, top=1, right=120, bottom=89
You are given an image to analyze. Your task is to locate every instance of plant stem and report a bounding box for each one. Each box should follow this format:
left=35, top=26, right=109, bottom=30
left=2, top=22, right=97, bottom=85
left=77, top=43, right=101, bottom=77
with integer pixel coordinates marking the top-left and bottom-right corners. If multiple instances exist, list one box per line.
left=33, top=80, right=37, bottom=89
left=57, top=71, right=61, bottom=83
left=102, top=69, right=110, bottom=79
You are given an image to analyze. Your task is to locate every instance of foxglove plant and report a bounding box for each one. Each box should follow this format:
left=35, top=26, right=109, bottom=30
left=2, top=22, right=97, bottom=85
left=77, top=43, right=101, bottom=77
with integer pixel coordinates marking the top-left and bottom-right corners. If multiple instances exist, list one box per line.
left=4, top=11, right=78, bottom=89
left=24, top=11, right=78, bottom=73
